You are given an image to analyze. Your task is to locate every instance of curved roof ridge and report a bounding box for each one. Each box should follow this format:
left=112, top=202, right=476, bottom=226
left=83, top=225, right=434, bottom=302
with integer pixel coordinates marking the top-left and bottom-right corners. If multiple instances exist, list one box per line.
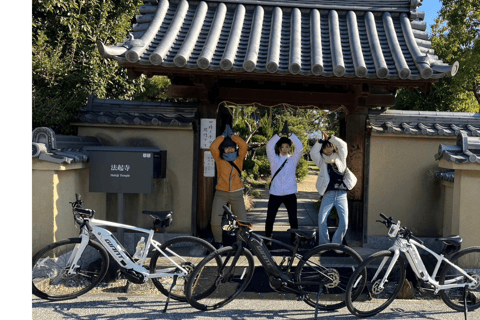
left=97, top=0, right=458, bottom=81
left=173, top=0, right=418, bottom=12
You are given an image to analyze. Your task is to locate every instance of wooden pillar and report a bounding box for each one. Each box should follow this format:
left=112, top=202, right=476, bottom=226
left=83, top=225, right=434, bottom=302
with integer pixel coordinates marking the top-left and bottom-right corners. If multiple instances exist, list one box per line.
left=195, top=104, right=233, bottom=238
left=196, top=104, right=217, bottom=238
left=344, top=109, right=367, bottom=245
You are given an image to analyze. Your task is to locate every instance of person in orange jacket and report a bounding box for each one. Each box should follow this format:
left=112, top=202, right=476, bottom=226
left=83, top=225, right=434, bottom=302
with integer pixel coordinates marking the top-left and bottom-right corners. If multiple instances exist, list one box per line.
left=210, top=125, right=248, bottom=249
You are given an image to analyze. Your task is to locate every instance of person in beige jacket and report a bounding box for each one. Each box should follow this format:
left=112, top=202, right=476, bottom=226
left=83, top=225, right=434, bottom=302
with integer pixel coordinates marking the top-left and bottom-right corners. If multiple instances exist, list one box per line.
left=310, top=132, right=356, bottom=247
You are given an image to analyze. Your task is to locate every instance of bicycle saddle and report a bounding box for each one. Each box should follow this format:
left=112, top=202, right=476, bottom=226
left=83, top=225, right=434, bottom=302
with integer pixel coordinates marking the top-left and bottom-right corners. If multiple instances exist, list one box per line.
left=142, top=210, right=172, bottom=221
left=436, top=235, right=462, bottom=247
left=288, top=229, right=316, bottom=240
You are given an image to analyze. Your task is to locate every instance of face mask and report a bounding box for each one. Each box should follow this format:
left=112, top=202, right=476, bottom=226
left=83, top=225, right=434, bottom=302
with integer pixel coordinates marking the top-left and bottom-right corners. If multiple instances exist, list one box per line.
left=322, top=153, right=336, bottom=164
left=223, top=152, right=238, bottom=162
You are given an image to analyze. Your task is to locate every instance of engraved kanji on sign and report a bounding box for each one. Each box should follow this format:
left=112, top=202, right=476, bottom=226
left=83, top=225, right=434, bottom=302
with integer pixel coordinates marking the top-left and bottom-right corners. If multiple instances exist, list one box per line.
left=204, top=151, right=215, bottom=177
left=200, top=119, right=216, bottom=149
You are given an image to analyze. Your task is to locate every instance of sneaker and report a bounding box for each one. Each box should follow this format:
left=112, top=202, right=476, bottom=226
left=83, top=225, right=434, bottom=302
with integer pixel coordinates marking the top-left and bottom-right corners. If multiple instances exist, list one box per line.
left=334, top=249, right=344, bottom=254
left=213, top=242, right=223, bottom=250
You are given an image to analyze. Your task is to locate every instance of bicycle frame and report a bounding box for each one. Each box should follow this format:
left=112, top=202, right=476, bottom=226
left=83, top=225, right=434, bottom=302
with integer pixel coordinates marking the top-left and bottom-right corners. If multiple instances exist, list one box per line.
left=68, top=217, right=190, bottom=282
left=226, top=222, right=334, bottom=292
left=374, top=237, right=478, bottom=294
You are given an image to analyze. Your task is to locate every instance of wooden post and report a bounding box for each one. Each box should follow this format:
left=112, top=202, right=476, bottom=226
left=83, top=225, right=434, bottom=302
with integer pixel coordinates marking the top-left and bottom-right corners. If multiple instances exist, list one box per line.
left=196, top=104, right=217, bottom=238
left=344, top=109, right=367, bottom=245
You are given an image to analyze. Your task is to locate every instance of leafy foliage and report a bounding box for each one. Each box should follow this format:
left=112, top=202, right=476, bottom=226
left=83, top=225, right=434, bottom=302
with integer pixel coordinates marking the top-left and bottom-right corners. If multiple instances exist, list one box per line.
left=32, top=0, right=180, bottom=134
left=32, top=0, right=148, bottom=134
left=395, top=0, right=479, bottom=112
left=229, top=106, right=334, bottom=184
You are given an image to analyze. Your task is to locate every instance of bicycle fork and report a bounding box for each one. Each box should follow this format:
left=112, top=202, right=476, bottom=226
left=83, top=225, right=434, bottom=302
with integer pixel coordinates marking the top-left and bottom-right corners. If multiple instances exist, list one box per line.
left=353, top=249, right=401, bottom=292
left=66, top=229, right=90, bottom=276
left=374, top=250, right=401, bottom=291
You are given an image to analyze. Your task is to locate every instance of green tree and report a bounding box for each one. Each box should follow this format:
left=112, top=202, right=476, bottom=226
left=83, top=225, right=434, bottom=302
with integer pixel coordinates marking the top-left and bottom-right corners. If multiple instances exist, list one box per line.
left=395, top=0, right=479, bottom=112
left=230, top=106, right=333, bottom=182
left=32, top=0, right=149, bottom=134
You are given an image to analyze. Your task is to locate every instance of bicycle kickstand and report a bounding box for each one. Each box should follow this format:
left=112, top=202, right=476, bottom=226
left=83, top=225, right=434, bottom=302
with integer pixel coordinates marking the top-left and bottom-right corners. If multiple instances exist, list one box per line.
left=314, top=285, right=322, bottom=320
left=464, top=284, right=469, bottom=320
left=163, top=275, right=178, bottom=313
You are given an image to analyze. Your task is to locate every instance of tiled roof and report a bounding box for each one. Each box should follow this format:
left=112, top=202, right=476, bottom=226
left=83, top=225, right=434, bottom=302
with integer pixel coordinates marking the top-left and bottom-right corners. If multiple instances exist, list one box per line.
left=435, top=132, right=480, bottom=164
left=368, top=110, right=480, bottom=136
left=435, top=171, right=454, bottom=182
left=78, top=95, right=197, bottom=126
left=97, top=0, right=458, bottom=80
left=32, top=127, right=103, bottom=164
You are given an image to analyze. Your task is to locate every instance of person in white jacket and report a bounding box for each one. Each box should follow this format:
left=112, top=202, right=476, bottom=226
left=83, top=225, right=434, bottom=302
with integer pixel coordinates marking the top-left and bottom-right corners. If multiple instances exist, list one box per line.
left=310, top=132, right=357, bottom=247
left=265, top=125, right=303, bottom=247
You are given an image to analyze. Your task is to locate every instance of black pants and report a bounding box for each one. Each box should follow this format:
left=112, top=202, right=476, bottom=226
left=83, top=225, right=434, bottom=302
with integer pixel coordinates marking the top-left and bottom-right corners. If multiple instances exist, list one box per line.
left=265, top=194, right=298, bottom=242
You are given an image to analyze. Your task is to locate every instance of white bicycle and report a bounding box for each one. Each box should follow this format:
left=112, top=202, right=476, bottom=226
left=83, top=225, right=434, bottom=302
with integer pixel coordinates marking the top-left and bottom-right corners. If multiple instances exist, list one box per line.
left=32, top=194, right=220, bottom=310
left=345, top=213, right=480, bottom=318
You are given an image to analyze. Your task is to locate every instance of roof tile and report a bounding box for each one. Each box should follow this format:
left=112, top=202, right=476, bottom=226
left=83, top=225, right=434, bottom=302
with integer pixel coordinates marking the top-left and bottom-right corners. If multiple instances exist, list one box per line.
left=97, top=0, right=457, bottom=80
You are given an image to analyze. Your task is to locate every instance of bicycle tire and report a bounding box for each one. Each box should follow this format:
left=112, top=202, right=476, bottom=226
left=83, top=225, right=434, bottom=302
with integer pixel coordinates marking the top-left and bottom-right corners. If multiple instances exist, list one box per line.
left=186, top=246, right=255, bottom=311
left=295, top=244, right=363, bottom=311
left=149, top=236, right=220, bottom=302
left=32, top=238, right=109, bottom=301
left=345, top=250, right=406, bottom=318
left=439, top=246, right=480, bottom=312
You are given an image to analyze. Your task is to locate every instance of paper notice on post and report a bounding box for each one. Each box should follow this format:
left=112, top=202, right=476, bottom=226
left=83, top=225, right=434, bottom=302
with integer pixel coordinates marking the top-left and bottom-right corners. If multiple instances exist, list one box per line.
left=204, top=151, right=215, bottom=177
left=200, top=118, right=216, bottom=149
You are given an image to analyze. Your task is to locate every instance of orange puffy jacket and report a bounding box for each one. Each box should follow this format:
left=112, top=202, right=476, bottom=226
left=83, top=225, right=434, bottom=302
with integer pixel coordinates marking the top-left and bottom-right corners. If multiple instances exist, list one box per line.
left=210, top=135, right=248, bottom=192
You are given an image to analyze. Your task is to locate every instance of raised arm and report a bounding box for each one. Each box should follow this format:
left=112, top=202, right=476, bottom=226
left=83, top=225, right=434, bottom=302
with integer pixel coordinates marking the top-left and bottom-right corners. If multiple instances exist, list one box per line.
left=210, top=135, right=224, bottom=161
left=310, top=140, right=323, bottom=167
left=289, top=133, right=304, bottom=165
left=266, top=134, right=281, bottom=164
left=328, top=136, right=348, bottom=161
left=231, top=135, right=248, bottom=159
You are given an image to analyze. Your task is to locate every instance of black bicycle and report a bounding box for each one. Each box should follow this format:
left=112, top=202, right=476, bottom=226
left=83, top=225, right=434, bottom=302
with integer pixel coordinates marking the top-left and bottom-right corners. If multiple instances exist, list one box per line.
left=185, top=205, right=363, bottom=315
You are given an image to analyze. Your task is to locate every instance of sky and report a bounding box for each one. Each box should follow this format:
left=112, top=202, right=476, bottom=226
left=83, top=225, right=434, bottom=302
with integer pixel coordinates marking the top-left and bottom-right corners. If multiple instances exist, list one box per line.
left=421, top=0, right=442, bottom=34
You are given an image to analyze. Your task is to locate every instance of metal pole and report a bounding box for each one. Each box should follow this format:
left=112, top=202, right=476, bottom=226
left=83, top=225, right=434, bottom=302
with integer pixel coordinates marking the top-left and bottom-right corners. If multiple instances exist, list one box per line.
left=117, top=193, right=125, bottom=245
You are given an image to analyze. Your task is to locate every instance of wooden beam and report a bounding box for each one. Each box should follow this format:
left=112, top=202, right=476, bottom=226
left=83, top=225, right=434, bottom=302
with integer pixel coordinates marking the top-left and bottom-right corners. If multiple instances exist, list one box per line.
left=168, top=85, right=396, bottom=108
left=216, top=87, right=356, bottom=106
left=365, top=94, right=396, bottom=106
left=119, top=63, right=439, bottom=92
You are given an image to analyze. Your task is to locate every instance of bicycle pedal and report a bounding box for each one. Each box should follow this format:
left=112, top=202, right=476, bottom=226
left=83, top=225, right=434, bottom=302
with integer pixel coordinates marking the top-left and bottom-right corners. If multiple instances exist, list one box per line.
left=418, top=286, right=436, bottom=296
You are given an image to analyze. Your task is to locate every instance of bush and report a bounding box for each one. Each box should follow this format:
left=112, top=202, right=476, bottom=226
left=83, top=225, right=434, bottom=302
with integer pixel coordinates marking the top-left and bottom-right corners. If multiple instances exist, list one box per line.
left=256, top=156, right=271, bottom=178
left=250, top=190, right=262, bottom=199
left=243, top=159, right=256, bottom=172
left=296, top=159, right=309, bottom=182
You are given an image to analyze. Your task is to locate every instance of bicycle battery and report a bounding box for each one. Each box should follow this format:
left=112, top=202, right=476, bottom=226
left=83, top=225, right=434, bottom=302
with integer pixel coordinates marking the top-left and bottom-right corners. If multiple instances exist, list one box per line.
left=249, top=236, right=289, bottom=282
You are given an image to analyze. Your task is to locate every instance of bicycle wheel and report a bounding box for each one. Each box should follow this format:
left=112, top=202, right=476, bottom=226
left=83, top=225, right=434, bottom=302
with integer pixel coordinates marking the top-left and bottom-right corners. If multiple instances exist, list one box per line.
left=186, top=246, right=255, bottom=310
left=439, top=246, right=480, bottom=311
left=295, top=244, right=363, bottom=311
left=32, top=238, right=109, bottom=301
left=345, top=250, right=406, bottom=318
left=150, top=236, right=219, bottom=302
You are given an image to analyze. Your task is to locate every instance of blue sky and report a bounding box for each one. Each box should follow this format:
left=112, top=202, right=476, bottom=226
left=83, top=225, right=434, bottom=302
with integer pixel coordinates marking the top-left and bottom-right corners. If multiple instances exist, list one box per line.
left=421, top=0, right=442, bottom=34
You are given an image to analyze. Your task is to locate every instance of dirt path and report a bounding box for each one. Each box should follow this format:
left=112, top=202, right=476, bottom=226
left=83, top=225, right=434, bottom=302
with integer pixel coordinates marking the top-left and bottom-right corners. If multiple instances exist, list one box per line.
left=297, top=169, right=318, bottom=192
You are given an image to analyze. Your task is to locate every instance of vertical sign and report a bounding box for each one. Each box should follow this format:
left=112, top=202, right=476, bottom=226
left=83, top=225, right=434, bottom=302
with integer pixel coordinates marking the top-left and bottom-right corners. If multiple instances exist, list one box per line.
left=204, top=151, right=215, bottom=177
left=200, top=118, right=216, bottom=149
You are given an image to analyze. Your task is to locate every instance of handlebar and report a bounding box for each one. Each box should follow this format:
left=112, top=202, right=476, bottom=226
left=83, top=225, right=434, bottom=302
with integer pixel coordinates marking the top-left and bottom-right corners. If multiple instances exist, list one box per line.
left=376, top=213, right=424, bottom=245
left=376, top=213, right=395, bottom=228
left=70, top=194, right=94, bottom=231
left=70, top=193, right=84, bottom=208
left=222, top=205, right=236, bottom=221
